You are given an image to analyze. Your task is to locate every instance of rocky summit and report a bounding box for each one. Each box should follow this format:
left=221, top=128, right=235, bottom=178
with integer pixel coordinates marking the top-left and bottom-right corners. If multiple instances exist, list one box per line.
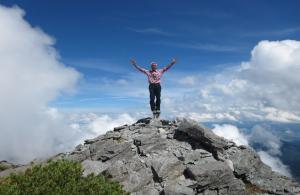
left=1, top=117, right=300, bottom=195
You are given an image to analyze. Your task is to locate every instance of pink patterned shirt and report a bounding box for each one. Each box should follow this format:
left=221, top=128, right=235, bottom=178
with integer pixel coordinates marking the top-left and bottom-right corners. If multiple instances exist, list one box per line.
left=138, top=67, right=168, bottom=84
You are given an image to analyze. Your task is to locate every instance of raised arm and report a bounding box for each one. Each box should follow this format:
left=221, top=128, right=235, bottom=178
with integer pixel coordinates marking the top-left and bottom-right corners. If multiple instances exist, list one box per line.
left=162, top=58, right=176, bottom=72
left=130, top=59, right=147, bottom=74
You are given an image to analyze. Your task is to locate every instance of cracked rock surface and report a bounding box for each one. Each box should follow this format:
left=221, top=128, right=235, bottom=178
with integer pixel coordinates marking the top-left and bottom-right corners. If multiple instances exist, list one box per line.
left=1, top=117, right=300, bottom=195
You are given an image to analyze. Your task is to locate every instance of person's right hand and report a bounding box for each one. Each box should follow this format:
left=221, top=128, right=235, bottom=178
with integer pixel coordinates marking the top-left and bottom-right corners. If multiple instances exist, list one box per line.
left=130, top=59, right=137, bottom=65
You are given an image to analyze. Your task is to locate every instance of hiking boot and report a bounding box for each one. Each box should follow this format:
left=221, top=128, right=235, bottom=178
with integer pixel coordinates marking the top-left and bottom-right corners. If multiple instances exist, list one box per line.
left=156, top=110, right=161, bottom=118
left=152, top=110, right=157, bottom=118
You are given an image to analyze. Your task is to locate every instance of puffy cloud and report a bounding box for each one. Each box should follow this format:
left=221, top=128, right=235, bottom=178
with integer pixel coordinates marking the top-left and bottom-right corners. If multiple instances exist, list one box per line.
left=213, top=123, right=291, bottom=177
left=161, top=40, right=300, bottom=123
left=177, top=112, right=237, bottom=122
left=86, top=113, right=135, bottom=137
left=239, top=40, right=300, bottom=112
left=258, top=151, right=291, bottom=177
left=248, top=124, right=282, bottom=155
left=212, top=124, right=248, bottom=146
left=262, top=107, right=300, bottom=123
left=67, top=39, right=300, bottom=124
left=178, top=76, right=197, bottom=85
left=0, top=5, right=80, bottom=163
left=69, top=113, right=136, bottom=145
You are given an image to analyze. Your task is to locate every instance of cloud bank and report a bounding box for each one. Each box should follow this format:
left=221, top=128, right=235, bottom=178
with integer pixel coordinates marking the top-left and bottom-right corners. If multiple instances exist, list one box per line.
left=162, top=40, right=300, bottom=123
left=0, top=5, right=81, bottom=163
left=81, top=40, right=300, bottom=123
left=212, top=124, right=291, bottom=177
left=69, top=113, right=136, bottom=145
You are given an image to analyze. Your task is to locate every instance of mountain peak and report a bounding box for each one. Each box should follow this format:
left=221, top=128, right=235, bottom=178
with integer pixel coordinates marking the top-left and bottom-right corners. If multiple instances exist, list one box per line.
left=1, top=117, right=300, bottom=194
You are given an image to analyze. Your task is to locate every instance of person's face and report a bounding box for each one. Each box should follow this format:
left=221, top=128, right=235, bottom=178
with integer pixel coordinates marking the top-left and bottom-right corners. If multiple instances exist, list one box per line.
left=151, top=64, right=157, bottom=70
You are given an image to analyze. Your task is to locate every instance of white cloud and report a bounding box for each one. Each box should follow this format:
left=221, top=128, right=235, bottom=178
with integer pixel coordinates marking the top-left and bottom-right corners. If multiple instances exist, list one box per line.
left=159, top=40, right=300, bottom=123
left=155, top=41, right=242, bottom=52
left=0, top=5, right=80, bottom=163
left=178, top=112, right=238, bottom=122
left=248, top=124, right=282, bottom=156
left=239, top=40, right=300, bottom=111
left=130, top=27, right=175, bottom=36
left=87, top=113, right=135, bottom=135
left=262, top=107, right=300, bottom=123
left=258, top=151, right=291, bottom=177
left=178, top=76, right=197, bottom=85
left=212, top=124, right=292, bottom=177
left=69, top=113, right=136, bottom=145
left=176, top=112, right=214, bottom=121
left=212, top=124, right=248, bottom=146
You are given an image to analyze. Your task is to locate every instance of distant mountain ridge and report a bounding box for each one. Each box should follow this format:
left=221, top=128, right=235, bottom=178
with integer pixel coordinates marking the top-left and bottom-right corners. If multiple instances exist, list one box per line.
left=1, top=117, right=300, bottom=195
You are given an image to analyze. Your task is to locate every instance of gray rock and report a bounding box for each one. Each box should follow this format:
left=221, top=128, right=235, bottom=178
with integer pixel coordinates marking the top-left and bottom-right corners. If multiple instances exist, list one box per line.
left=175, top=118, right=230, bottom=159
left=164, top=183, right=195, bottom=195
left=136, top=117, right=152, bottom=124
left=89, top=139, right=133, bottom=161
left=132, top=185, right=160, bottom=195
left=66, top=144, right=91, bottom=162
left=1, top=117, right=299, bottom=195
left=146, top=153, right=185, bottom=181
left=183, top=149, right=214, bottom=165
left=226, top=146, right=300, bottom=194
left=184, top=161, right=245, bottom=194
left=81, top=160, right=108, bottom=177
left=114, top=124, right=128, bottom=131
left=104, top=158, right=154, bottom=193
left=0, top=164, right=32, bottom=178
left=164, top=177, right=197, bottom=195
left=134, top=133, right=168, bottom=156
left=149, top=118, right=163, bottom=127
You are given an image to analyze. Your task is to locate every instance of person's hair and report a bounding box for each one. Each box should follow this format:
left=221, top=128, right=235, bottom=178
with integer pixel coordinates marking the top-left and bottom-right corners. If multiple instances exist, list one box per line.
left=150, top=62, right=157, bottom=67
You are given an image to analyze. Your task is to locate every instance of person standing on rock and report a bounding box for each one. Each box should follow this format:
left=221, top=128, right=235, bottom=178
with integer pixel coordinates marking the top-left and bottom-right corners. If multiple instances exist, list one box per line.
left=130, top=58, right=176, bottom=118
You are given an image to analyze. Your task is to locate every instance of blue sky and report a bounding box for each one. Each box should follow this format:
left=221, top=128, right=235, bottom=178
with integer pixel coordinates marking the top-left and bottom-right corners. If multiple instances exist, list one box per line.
left=2, top=0, right=300, bottom=117
left=1, top=1, right=300, bottom=176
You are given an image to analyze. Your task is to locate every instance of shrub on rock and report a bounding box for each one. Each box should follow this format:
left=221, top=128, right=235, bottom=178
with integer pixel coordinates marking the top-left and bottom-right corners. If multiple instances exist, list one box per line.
left=0, top=159, right=128, bottom=195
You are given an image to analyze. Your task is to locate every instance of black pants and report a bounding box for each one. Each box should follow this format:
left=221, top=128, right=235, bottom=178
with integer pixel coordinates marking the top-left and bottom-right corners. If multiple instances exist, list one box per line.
left=149, top=83, right=161, bottom=111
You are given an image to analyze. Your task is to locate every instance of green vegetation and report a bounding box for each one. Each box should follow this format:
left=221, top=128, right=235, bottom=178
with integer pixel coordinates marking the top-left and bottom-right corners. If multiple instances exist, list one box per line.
left=0, top=159, right=129, bottom=195
left=0, top=164, right=11, bottom=172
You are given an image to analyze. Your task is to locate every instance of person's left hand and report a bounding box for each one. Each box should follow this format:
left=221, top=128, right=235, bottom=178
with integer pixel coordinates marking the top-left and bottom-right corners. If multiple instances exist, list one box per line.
left=171, top=58, right=176, bottom=64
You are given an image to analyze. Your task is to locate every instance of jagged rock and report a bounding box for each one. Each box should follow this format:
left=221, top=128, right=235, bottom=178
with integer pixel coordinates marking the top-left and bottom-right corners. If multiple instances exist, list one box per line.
left=136, top=117, right=152, bottom=124
left=1, top=117, right=299, bottom=195
left=89, top=139, right=132, bottom=161
left=184, top=161, right=245, bottom=194
left=175, top=118, right=230, bottom=159
left=146, top=153, right=185, bottom=181
left=132, top=184, right=160, bottom=195
left=226, top=146, right=300, bottom=194
left=182, top=149, right=214, bottom=165
left=81, top=160, right=108, bottom=177
left=134, top=133, right=168, bottom=156
left=67, top=144, right=91, bottom=162
left=114, top=124, right=128, bottom=131
left=164, top=182, right=195, bottom=195
left=103, top=157, right=154, bottom=193
left=149, top=118, right=163, bottom=127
